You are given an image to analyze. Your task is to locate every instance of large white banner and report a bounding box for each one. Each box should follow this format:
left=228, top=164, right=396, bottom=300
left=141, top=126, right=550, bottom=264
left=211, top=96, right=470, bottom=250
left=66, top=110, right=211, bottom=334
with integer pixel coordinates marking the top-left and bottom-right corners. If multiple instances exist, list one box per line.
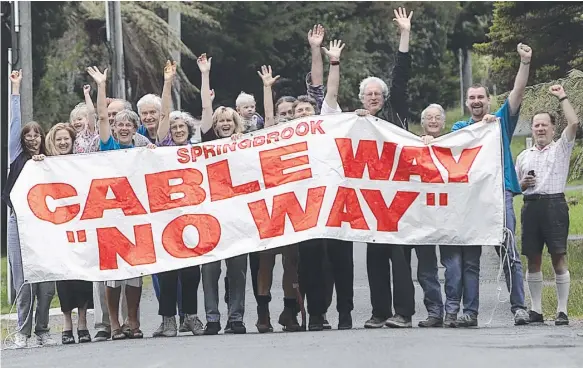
left=11, top=113, right=505, bottom=283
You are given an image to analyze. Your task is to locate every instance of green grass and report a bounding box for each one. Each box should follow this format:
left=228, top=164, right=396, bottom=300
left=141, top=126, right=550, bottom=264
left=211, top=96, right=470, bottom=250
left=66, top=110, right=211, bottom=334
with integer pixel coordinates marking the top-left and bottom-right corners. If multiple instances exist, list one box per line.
left=542, top=280, right=583, bottom=320
left=1, top=256, right=61, bottom=314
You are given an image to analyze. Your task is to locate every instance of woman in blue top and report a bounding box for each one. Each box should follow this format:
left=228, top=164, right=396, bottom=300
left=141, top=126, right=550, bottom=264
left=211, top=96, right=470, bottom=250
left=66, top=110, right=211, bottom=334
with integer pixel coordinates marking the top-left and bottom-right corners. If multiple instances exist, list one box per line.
left=1, top=70, right=56, bottom=349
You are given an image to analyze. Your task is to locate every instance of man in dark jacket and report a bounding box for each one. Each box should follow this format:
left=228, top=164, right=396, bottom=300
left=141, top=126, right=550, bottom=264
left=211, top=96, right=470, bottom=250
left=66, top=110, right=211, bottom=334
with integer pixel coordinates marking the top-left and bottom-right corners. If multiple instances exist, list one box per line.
left=360, top=7, right=417, bottom=329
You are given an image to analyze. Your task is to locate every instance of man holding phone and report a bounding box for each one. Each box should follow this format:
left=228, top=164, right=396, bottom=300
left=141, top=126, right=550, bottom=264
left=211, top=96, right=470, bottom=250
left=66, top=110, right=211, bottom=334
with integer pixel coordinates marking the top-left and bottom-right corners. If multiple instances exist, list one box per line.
left=515, top=84, right=580, bottom=325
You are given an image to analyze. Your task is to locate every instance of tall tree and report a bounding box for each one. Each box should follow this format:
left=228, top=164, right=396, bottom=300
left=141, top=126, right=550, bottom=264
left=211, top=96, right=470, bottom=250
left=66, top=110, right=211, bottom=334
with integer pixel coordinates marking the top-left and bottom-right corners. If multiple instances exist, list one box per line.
left=475, top=2, right=583, bottom=91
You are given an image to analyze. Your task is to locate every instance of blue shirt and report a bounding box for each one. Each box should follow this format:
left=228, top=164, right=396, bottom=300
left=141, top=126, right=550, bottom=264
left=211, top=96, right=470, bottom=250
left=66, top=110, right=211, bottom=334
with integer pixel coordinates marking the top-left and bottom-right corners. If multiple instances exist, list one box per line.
left=137, top=125, right=156, bottom=143
left=451, top=99, right=521, bottom=194
left=100, top=136, right=134, bottom=151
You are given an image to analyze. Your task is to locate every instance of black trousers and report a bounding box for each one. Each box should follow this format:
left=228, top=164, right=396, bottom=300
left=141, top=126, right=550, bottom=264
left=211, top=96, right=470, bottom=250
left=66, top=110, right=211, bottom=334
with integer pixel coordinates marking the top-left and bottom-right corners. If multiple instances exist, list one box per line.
left=158, top=265, right=200, bottom=316
left=367, top=243, right=415, bottom=319
left=299, top=238, right=354, bottom=316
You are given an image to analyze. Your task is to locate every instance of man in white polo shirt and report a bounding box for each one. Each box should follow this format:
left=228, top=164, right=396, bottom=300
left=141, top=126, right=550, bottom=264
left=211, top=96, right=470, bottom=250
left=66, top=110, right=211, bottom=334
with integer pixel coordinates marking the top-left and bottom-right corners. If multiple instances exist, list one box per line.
left=515, top=84, right=580, bottom=326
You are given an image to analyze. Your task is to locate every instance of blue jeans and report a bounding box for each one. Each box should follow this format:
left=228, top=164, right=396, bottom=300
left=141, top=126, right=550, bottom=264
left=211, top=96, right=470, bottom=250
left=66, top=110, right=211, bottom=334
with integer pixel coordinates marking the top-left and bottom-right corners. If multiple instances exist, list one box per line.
left=498, top=191, right=526, bottom=313
left=152, top=274, right=183, bottom=317
left=440, top=245, right=481, bottom=317
left=414, top=246, right=444, bottom=319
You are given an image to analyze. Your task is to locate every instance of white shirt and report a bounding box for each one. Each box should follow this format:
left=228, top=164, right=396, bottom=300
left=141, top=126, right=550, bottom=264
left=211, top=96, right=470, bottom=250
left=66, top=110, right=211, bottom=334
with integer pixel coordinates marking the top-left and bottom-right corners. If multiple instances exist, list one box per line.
left=320, top=99, right=342, bottom=115
left=515, top=129, right=575, bottom=195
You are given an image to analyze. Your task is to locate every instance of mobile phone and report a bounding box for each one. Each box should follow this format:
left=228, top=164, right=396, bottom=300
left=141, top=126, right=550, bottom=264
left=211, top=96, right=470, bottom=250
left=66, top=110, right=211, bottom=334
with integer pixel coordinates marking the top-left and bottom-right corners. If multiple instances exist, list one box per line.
left=528, top=170, right=535, bottom=177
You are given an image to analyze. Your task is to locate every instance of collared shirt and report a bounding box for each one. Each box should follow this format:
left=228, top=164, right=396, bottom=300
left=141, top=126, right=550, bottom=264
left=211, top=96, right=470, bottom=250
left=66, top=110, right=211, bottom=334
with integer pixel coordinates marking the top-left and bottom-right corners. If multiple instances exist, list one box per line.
left=515, top=129, right=575, bottom=195
left=452, top=99, right=521, bottom=194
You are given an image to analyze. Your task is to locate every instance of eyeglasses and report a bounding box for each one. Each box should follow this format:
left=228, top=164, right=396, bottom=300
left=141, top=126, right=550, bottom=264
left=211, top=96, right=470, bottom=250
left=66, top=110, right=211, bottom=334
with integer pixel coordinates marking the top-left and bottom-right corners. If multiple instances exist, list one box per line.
left=24, top=134, right=40, bottom=141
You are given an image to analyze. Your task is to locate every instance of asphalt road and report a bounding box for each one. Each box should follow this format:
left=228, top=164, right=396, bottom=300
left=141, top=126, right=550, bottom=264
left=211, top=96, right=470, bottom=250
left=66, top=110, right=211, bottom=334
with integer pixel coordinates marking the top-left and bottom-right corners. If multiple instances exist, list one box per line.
left=2, top=244, right=582, bottom=368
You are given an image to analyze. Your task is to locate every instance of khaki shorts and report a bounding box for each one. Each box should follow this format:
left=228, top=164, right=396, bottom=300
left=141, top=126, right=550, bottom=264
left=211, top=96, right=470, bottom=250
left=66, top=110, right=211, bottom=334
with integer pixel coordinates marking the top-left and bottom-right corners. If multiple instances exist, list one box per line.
left=104, top=277, right=143, bottom=288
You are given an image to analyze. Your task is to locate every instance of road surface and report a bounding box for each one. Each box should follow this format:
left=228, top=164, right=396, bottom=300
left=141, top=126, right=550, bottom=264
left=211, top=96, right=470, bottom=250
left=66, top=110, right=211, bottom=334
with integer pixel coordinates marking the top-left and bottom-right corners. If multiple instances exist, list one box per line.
left=2, top=245, right=582, bottom=368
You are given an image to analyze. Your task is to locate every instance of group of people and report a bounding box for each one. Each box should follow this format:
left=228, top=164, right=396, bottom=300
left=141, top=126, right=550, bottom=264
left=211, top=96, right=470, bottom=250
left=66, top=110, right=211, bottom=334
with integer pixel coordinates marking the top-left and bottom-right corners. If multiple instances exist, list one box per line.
left=3, top=7, right=580, bottom=349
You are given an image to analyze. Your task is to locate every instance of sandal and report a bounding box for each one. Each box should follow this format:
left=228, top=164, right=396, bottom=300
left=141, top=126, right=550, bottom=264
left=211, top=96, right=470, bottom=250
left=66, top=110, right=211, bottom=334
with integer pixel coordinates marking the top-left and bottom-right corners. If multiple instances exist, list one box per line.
left=62, top=330, right=75, bottom=345
left=78, top=329, right=92, bottom=343
left=111, top=329, right=127, bottom=340
left=126, top=328, right=143, bottom=339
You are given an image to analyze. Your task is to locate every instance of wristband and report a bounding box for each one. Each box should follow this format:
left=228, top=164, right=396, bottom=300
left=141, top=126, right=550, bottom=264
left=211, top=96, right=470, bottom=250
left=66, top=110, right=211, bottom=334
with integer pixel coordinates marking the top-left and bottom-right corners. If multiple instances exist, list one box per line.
left=521, top=60, right=530, bottom=65
left=330, top=60, right=340, bottom=66
left=558, top=96, right=568, bottom=102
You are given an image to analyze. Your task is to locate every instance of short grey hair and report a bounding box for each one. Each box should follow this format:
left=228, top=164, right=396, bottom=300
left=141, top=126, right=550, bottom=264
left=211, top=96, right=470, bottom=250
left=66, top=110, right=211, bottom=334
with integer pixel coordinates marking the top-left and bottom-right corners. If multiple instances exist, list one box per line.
left=109, top=98, right=133, bottom=111
left=114, top=109, right=140, bottom=129
left=358, top=77, right=389, bottom=101
left=137, top=94, right=162, bottom=114
left=170, top=110, right=196, bottom=128
left=420, top=103, right=446, bottom=126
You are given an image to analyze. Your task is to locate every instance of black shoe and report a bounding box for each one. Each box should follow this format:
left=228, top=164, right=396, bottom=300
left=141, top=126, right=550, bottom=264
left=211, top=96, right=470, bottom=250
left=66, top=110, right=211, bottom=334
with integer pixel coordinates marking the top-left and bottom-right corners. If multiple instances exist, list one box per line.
left=93, top=330, right=111, bottom=342
left=204, top=322, right=221, bottom=335
left=385, top=314, right=412, bottom=328
left=418, top=316, right=443, bottom=328
left=322, top=315, right=331, bottom=330
left=555, top=312, right=569, bottom=326
left=338, top=312, right=353, bottom=330
left=278, top=306, right=301, bottom=332
left=443, top=313, right=457, bottom=328
left=231, top=321, right=247, bottom=334
left=256, top=305, right=273, bottom=333
left=224, top=322, right=233, bottom=334
left=455, top=313, right=478, bottom=328
left=528, top=310, right=544, bottom=323
left=308, top=315, right=325, bottom=331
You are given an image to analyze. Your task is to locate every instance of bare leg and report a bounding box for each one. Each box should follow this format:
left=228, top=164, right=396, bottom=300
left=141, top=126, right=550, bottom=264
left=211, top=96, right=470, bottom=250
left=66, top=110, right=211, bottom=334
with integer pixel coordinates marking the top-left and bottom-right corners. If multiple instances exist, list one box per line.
left=125, top=286, right=142, bottom=330
left=105, top=286, right=122, bottom=331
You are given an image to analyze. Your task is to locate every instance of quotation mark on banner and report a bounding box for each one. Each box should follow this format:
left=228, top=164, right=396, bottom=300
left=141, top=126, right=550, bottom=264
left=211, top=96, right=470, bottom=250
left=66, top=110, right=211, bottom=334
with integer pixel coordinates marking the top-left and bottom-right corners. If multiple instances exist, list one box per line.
left=426, top=193, right=448, bottom=207
left=67, top=230, right=87, bottom=243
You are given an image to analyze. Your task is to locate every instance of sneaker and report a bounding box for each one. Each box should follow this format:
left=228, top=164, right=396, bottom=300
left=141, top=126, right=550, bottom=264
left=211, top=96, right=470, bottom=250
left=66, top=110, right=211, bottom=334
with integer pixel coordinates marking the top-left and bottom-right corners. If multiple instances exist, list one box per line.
left=308, top=315, right=325, bottom=331
left=443, top=313, right=457, bottom=328
left=364, top=315, right=387, bottom=329
left=93, top=330, right=110, bottom=342
left=278, top=306, right=301, bottom=332
left=230, top=321, right=247, bottom=334
left=385, top=314, right=412, bottom=328
left=322, top=314, right=331, bottom=330
left=555, top=312, right=569, bottom=326
left=36, top=332, right=57, bottom=346
left=13, top=332, right=28, bottom=349
left=338, top=312, right=352, bottom=330
left=152, top=316, right=177, bottom=337
left=204, top=321, right=221, bottom=335
left=183, top=315, right=204, bottom=336
left=455, top=314, right=478, bottom=328
left=514, top=309, right=530, bottom=326
left=224, top=322, right=234, bottom=334
left=528, top=310, right=544, bottom=324
left=418, top=316, right=443, bottom=328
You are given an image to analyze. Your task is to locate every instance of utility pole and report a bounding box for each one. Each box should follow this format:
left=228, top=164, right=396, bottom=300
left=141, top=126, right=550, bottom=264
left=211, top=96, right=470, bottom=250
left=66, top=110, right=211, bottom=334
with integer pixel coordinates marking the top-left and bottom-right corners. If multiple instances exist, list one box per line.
left=107, top=1, right=125, bottom=100
left=168, top=8, right=181, bottom=110
left=17, top=0, right=32, bottom=123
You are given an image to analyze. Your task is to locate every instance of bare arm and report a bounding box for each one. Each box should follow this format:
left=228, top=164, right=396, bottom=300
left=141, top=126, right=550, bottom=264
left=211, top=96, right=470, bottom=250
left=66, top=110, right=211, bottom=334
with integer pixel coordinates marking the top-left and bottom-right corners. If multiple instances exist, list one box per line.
left=157, top=60, right=177, bottom=141
left=549, top=85, right=580, bottom=141
left=83, top=85, right=96, bottom=134
left=507, top=43, right=532, bottom=115
left=197, top=54, right=213, bottom=134
left=8, top=70, right=23, bottom=162
left=308, top=24, right=325, bottom=86
left=87, top=67, right=110, bottom=143
left=258, top=65, right=279, bottom=128
left=394, top=7, right=412, bottom=53
left=322, top=40, right=345, bottom=110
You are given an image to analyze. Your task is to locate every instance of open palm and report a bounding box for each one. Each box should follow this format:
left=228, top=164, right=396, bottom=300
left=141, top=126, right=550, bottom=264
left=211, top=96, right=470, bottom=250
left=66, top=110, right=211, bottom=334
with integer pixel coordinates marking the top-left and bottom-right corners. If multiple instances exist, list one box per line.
left=257, top=65, right=280, bottom=87
left=393, top=7, right=413, bottom=32
left=322, top=40, right=346, bottom=61
left=87, top=66, right=108, bottom=85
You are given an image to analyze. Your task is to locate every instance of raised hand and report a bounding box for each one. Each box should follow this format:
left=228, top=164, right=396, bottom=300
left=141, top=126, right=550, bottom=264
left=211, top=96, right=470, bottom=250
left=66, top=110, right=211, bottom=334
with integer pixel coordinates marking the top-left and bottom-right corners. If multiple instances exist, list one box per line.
left=197, top=53, right=212, bottom=74
left=164, top=60, right=177, bottom=81
left=517, top=43, right=532, bottom=61
left=87, top=66, right=108, bottom=85
left=322, top=40, right=346, bottom=62
left=83, top=84, right=91, bottom=95
left=10, top=70, right=22, bottom=84
left=308, top=24, right=325, bottom=48
left=549, top=84, right=566, bottom=99
left=257, top=65, right=280, bottom=87
left=393, top=7, right=413, bottom=32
